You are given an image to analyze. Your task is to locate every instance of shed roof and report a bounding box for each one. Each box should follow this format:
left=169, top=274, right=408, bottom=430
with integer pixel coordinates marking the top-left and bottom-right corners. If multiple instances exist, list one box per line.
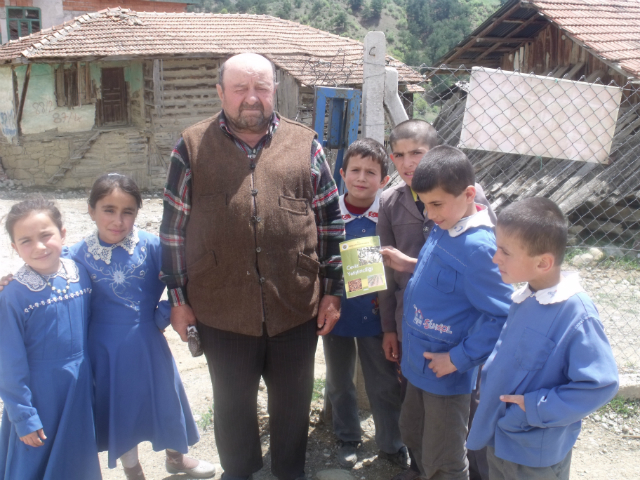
left=434, top=0, right=640, bottom=79
left=0, top=8, right=422, bottom=87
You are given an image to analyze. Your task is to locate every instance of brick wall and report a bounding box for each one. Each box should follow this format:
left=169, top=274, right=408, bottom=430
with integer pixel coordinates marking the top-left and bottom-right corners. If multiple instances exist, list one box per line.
left=5, top=1, right=35, bottom=6
left=63, top=0, right=188, bottom=13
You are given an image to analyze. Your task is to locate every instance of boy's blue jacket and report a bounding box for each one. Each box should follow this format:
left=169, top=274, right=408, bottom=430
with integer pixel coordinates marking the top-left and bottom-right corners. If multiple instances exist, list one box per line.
left=401, top=208, right=513, bottom=395
left=333, top=194, right=383, bottom=337
left=467, top=273, right=619, bottom=468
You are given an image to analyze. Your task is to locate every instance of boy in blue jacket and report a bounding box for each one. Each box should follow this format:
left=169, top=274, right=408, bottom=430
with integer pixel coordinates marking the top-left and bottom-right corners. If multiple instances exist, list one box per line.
left=323, top=138, right=409, bottom=470
left=467, top=197, right=619, bottom=480
left=381, top=145, right=513, bottom=479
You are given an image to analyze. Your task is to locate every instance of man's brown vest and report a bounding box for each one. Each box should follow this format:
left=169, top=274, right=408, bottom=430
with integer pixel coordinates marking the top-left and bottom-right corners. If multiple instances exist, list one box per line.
left=181, top=113, right=321, bottom=337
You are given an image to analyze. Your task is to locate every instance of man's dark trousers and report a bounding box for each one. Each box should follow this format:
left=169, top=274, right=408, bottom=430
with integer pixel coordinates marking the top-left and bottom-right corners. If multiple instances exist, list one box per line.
left=199, top=319, right=318, bottom=480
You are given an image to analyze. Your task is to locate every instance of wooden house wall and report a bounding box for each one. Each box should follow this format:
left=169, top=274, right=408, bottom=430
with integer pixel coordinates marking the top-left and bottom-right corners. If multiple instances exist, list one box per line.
left=500, top=23, right=630, bottom=88
left=142, top=57, right=222, bottom=182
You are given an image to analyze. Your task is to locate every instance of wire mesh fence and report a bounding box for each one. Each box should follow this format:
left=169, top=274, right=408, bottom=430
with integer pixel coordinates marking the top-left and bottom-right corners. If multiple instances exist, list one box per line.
left=394, top=66, right=640, bottom=373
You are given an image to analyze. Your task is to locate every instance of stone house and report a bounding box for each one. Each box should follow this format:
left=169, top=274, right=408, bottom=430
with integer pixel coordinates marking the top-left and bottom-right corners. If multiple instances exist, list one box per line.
left=0, top=8, right=421, bottom=189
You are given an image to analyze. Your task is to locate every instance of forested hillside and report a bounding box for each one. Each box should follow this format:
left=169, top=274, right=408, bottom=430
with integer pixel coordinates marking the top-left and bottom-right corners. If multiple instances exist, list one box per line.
left=188, top=0, right=503, bottom=67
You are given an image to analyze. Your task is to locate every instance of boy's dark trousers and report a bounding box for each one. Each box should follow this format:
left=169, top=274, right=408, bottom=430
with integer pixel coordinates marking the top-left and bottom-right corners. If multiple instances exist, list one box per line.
left=198, top=319, right=318, bottom=480
left=400, top=383, right=471, bottom=480
left=486, top=447, right=571, bottom=480
left=323, top=333, right=403, bottom=454
left=395, top=342, right=487, bottom=479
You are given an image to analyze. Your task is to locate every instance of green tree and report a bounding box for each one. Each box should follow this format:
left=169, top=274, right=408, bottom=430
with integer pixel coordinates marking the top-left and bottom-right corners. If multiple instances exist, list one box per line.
left=334, top=10, right=348, bottom=29
left=403, top=0, right=472, bottom=64
left=311, top=0, right=326, bottom=17
left=255, top=0, right=268, bottom=14
left=370, top=0, right=384, bottom=17
left=277, top=0, right=293, bottom=19
left=348, top=0, right=364, bottom=10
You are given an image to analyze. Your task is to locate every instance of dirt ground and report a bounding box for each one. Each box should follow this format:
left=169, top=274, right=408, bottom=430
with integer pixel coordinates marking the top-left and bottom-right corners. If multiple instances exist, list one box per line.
left=0, top=192, right=638, bottom=480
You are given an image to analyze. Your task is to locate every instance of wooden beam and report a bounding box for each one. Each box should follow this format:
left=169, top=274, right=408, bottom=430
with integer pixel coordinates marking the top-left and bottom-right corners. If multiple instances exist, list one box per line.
left=77, top=61, right=82, bottom=107
left=474, top=37, right=532, bottom=43
left=465, top=47, right=515, bottom=53
left=476, top=13, right=546, bottom=62
left=440, top=2, right=525, bottom=67
left=16, top=64, right=31, bottom=136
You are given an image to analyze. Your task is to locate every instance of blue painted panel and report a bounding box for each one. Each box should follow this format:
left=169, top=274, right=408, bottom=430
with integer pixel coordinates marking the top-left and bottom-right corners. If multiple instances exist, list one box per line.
left=313, top=87, right=362, bottom=192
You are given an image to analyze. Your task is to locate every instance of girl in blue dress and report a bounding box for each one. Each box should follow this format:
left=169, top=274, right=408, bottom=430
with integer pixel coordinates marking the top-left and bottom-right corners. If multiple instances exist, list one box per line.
left=68, top=174, right=212, bottom=480
left=0, top=199, right=101, bottom=480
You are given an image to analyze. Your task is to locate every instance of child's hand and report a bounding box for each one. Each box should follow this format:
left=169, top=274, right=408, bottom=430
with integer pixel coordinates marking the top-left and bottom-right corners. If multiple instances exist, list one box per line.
left=383, top=332, right=399, bottom=362
left=500, top=395, right=526, bottom=412
left=0, top=273, right=13, bottom=292
left=380, top=247, right=417, bottom=273
left=20, top=429, right=46, bottom=447
left=423, top=352, right=457, bottom=377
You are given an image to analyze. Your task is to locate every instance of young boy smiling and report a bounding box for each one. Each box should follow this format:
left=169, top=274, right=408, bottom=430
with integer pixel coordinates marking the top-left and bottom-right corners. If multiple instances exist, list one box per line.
left=467, top=198, right=618, bottom=480
left=381, top=146, right=512, bottom=479
left=323, top=138, right=410, bottom=470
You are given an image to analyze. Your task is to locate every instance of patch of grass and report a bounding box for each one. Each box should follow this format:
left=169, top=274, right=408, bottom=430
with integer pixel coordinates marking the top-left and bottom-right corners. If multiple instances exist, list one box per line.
left=198, top=406, right=214, bottom=430
left=598, top=397, right=640, bottom=418
left=595, top=256, right=640, bottom=272
left=312, top=378, right=325, bottom=402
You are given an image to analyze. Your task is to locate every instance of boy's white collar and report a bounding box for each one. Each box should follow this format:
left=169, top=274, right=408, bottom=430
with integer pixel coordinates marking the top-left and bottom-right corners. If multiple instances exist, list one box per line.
left=512, top=271, right=584, bottom=305
left=448, top=206, right=493, bottom=237
left=339, top=193, right=380, bottom=224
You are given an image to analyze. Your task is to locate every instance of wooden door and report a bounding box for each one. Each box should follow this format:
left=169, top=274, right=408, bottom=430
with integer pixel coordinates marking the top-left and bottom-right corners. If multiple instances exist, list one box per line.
left=101, top=68, right=127, bottom=125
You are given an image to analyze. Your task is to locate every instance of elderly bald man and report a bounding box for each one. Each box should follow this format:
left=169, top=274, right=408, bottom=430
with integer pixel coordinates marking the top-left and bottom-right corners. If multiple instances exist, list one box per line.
left=159, top=53, right=345, bottom=480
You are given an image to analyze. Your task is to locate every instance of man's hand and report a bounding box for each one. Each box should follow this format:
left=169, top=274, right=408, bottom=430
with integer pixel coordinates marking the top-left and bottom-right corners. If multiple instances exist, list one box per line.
left=500, top=395, right=526, bottom=412
left=170, top=304, right=197, bottom=342
left=316, top=295, right=341, bottom=336
left=20, top=429, right=46, bottom=447
left=380, top=247, right=417, bottom=273
left=383, top=332, right=399, bottom=362
left=423, top=351, right=457, bottom=378
left=0, top=273, right=13, bottom=292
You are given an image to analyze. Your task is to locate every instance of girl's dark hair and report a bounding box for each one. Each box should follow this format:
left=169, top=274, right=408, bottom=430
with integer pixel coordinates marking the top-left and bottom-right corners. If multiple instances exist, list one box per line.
left=88, top=173, right=142, bottom=209
left=5, top=198, right=63, bottom=242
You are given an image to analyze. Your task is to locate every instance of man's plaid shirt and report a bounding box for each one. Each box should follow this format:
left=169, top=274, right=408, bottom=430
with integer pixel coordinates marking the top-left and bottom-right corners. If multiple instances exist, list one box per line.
left=159, top=112, right=345, bottom=307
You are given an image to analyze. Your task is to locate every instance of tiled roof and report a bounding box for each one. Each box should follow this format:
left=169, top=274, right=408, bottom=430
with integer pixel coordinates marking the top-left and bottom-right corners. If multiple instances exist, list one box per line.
left=435, top=0, right=640, bottom=79
left=0, top=8, right=422, bottom=86
left=533, top=0, right=640, bottom=78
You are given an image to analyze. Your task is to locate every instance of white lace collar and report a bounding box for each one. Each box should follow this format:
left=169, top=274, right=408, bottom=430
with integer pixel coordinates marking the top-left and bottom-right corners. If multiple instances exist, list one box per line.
left=14, top=258, right=80, bottom=292
left=448, top=206, right=493, bottom=238
left=512, top=271, right=584, bottom=305
left=339, top=193, right=380, bottom=224
left=85, top=226, right=139, bottom=265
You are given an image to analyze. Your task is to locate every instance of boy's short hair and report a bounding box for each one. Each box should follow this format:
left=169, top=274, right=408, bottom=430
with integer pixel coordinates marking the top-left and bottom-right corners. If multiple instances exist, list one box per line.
left=412, top=145, right=475, bottom=196
left=343, top=138, right=389, bottom=178
left=389, top=119, right=438, bottom=150
left=497, top=197, right=568, bottom=265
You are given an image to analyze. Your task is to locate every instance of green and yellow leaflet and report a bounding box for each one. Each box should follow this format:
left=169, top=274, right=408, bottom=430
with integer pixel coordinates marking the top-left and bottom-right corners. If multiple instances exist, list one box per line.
left=339, top=236, right=387, bottom=299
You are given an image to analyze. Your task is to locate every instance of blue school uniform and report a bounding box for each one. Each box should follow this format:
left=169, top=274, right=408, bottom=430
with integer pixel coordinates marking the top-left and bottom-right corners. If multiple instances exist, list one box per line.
left=332, top=194, right=382, bottom=337
left=68, top=227, right=199, bottom=468
left=467, top=273, right=619, bottom=468
left=401, top=208, right=513, bottom=396
left=0, top=259, right=101, bottom=480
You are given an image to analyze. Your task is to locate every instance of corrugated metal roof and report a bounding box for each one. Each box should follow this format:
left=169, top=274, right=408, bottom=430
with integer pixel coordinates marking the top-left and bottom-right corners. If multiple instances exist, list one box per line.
left=0, top=8, right=422, bottom=86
